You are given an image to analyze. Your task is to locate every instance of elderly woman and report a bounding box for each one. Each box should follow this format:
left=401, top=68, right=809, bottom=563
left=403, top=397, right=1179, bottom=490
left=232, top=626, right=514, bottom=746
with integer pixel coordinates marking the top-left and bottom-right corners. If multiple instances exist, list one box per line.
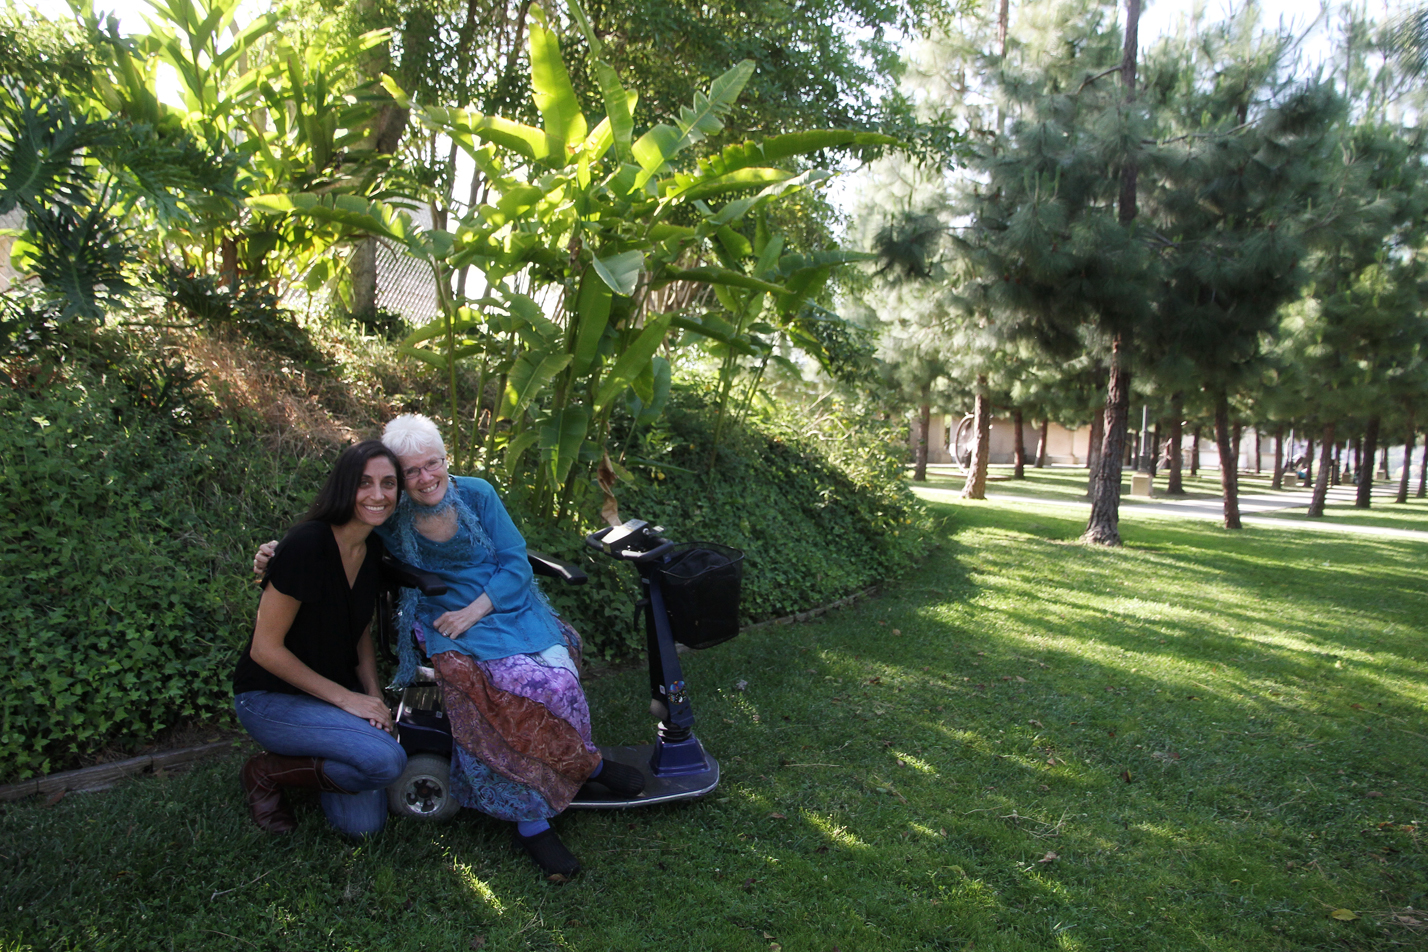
left=257, top=414, right=641, bottom=877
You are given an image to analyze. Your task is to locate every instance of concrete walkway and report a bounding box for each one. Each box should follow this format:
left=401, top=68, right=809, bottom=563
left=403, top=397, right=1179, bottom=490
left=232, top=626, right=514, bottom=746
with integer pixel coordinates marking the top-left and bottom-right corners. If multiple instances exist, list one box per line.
left=912, top=481, right=1428, bottom=542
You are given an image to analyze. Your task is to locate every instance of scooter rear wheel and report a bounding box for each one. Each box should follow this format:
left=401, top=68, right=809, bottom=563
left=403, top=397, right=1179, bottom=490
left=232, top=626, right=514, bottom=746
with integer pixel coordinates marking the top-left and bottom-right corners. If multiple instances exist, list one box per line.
left=387, top=752, right=460, bottom=821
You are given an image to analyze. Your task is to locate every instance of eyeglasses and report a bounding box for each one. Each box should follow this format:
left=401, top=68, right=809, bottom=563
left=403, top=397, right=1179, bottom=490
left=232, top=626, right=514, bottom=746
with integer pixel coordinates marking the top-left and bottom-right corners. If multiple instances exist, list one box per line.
left=402, top=455, right=447, bottom=482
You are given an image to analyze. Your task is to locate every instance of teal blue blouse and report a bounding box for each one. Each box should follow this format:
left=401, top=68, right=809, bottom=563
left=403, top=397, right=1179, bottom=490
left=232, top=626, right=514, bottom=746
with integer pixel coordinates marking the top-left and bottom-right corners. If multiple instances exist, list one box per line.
left=375, top=476, right=561, bottom=662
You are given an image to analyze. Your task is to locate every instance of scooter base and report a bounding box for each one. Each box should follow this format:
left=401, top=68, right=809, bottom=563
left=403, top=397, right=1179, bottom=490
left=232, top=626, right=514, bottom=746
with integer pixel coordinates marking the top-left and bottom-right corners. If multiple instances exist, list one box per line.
left=567, top=744, right=719, bottom=809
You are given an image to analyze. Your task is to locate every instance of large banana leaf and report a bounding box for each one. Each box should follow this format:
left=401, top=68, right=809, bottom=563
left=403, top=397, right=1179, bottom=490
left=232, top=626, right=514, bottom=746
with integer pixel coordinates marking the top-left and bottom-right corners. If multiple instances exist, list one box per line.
left=570, top=272, right=613, bottom=377
left=422, top=105, right=561, bottom=164
left=668, top=167, right=793, bottom=202
left=691, top=130, right=899, bottom=180
left=539, top=405, right=591, bottom=486
left=592, top=249, right=645, bottom=296
left=247, top=193, right=414, bottom=246
left=652, top=266, right=789, bottom=295
left=500, top=351, right=573, bottom=421
left=594, top=312, right=674, bottom=413
left=527, top=7, right=586, bottom=157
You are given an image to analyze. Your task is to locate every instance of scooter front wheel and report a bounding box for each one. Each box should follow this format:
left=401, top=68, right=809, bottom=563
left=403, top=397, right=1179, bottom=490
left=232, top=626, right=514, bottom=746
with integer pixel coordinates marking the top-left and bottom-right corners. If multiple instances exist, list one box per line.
left=388, top=752, right=461, bottom=821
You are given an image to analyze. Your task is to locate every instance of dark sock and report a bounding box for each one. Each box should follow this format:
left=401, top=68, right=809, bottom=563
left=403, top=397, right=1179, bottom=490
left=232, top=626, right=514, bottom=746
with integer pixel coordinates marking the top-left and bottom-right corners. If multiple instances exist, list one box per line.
left=590, top=759, right=645, bottom=797
left=514, top=825, right=581, bottom=879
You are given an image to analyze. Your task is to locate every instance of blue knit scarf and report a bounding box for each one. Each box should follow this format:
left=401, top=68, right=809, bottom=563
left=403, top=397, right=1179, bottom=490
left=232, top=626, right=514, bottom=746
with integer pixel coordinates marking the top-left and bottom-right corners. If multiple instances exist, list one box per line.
left=389, top=478, right=493, bottom=688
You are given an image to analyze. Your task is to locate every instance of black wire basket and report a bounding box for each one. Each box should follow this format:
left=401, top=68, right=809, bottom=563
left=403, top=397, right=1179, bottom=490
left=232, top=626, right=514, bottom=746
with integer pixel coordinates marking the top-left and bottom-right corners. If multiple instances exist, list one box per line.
left=658, top=542, right=745, bottom=649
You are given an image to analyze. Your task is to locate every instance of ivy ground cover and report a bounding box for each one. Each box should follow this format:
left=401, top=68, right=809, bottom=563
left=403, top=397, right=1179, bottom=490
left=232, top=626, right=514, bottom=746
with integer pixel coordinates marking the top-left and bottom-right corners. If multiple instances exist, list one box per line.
left=2, top=497, right=1425, bottom=951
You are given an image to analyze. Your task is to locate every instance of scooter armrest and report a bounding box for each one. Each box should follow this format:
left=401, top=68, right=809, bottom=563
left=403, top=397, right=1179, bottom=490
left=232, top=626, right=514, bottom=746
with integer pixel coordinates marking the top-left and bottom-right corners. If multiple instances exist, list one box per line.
left=380, top=553, right=448, bottom=596
left=527, top=550, right=588, bottom=585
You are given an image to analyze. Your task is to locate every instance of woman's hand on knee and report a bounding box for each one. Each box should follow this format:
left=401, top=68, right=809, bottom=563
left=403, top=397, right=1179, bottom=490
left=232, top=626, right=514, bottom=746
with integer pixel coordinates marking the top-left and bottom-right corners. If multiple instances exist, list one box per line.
left=340, top=690, right=394, bottom=734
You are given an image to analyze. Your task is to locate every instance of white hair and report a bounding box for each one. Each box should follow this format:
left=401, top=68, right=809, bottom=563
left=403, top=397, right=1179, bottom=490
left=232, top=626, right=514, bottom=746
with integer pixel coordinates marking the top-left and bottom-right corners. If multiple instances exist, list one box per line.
left=383, top=413, right=446, bottom=459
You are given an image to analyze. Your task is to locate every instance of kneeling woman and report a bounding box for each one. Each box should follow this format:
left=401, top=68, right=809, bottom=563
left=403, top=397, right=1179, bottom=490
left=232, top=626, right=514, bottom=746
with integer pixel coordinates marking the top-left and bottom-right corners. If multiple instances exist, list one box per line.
left=233, top=440, right=408, bottom=838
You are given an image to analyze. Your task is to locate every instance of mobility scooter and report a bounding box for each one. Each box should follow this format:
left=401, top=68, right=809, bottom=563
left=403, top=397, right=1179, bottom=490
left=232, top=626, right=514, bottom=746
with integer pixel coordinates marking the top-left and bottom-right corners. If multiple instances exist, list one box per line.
left=378, top=519, right=743, bottom=820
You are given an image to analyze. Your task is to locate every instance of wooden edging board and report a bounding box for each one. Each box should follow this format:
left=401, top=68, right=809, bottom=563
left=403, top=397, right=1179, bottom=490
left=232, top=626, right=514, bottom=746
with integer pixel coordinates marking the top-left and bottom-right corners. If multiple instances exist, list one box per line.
left=0, top=740, right=243, bottom=803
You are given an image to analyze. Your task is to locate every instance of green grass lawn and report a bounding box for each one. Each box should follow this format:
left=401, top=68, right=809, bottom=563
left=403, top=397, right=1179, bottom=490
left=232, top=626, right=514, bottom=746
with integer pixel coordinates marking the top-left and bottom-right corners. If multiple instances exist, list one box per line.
left=1258, top=494, right=1428, bottom=533
left=923, top=465, right=1428, bottom=531
left=917, top=464, right=1247, bottom=503
left=3, top=499, right=1427, bottom=951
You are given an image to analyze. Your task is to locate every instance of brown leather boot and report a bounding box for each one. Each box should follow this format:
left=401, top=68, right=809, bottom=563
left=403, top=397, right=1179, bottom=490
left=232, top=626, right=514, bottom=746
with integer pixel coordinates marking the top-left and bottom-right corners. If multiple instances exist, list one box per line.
left=240, top=753, right=351, bottom=833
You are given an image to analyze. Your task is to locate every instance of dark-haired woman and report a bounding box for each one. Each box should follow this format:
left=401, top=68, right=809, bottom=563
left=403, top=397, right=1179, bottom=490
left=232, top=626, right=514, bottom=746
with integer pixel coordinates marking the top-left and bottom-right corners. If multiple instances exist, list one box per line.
left=232, top=440, right=408, bottom=838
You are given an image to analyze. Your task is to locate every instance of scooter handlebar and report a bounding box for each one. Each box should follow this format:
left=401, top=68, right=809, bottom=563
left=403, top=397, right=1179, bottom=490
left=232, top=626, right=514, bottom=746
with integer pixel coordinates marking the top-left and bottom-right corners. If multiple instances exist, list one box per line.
left=586, top=523, right=674, bottom=563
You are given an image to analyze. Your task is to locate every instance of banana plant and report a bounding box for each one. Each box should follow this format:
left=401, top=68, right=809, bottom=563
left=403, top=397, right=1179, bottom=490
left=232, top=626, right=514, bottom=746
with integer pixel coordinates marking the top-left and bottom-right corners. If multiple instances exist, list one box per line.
left=253, top=0, right=892, bottom=522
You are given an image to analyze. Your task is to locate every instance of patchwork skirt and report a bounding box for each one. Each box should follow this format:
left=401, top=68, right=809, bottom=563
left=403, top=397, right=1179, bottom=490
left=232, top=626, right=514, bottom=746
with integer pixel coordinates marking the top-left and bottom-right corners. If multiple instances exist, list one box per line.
left=429, top=620, right=601, bottom=822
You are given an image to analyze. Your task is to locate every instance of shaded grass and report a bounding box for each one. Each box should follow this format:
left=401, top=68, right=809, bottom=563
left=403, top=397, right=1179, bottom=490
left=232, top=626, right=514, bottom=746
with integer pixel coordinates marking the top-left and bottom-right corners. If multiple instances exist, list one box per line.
left=3, top=500, right=1426, bottom=951
left=916, top=464, right=1243, bottom=503
left=922, top=465, right=1428, bottom=532
left=1259, top=493, right=1428, bottom=533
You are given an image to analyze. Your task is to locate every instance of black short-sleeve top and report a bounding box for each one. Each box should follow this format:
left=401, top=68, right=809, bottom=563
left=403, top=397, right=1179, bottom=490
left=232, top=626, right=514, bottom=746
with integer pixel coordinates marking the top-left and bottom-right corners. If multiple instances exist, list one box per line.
left=232, top=521, right=384, bottom=696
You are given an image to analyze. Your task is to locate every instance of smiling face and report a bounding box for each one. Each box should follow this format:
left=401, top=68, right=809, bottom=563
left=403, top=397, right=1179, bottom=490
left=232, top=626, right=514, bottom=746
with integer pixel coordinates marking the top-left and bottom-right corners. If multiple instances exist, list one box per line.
left=353, top=456, right=400, bottom=526
left=398, top=446, right=449, bottom=508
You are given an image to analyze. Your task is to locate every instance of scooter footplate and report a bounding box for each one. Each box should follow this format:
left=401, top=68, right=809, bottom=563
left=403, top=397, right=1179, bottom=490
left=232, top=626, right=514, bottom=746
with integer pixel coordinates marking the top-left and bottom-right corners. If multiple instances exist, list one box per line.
left=566, top=744, right=719, bottom=809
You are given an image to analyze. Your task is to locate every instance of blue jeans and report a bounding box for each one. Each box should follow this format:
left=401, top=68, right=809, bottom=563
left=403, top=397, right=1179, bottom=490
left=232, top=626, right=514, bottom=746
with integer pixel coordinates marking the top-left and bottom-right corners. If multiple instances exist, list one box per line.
left=234, top=691, right=407, bottom=838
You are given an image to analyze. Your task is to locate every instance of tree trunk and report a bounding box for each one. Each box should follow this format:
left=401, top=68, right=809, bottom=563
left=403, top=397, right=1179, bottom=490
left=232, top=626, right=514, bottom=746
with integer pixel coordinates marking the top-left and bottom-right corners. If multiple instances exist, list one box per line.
left=220, top=237, right=239, bottom=288
left=1012, top=408, right=1026, bottom=478
left=1084, top=336, right=1132, bottom=545
left=1087, top=411, right=1104, bottom=484
left=962, top=382, right=992, bottom=500
left=1253, top=428, right=1262, bottom=474
left=1167, top=394, right=1184, bottom=495
left=1330, top=442, right=1340, bottom=485
left=1084, top=0, right=1139, bottom=546
left=1231, top=421, right=1242, bottom=475
left=1035, top=418, right=1049, bottom=468
left=1213, top=389, right=1242, bottom=530
left=1357, top=415, right=1380, bottom=509
left=1303, top=436, right=1314, bottom=487
left=349, top=10, right=410, bottom=320
left=1379, top=445, right=1390, bottom=480
left=913, top=387, right=931, bottom=482
left=1190, top=427, right=1200, bottom=476
left=1271, top=424, right=1284, bottom=490
left=1307, top=422, right=1336, bottom=517
left=1418, top=435, right=1427, bottom=498
left=1352, top=437, right=1362, bottom=481
left=1395, top=420, right=1415, bottom=504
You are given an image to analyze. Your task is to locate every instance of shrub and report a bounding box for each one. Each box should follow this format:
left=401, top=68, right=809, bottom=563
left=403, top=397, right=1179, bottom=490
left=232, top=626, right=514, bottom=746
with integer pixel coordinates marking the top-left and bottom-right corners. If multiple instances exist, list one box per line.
left=512, top=381, right=932, bottom=658
left=0, top=364, right=329, bottom=781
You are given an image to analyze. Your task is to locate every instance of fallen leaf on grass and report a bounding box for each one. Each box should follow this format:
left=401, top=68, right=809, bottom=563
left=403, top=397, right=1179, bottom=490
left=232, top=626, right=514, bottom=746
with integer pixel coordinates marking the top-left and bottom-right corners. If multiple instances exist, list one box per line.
left=1350, top=703, right=1364, bottom=710
left=1029, top=719, right=1044, bottom=728
left=1121, top=770, right=1133, bottom=783
left=1015, top=676, right=1027, bottom=683
left=1038, top=851, right=1058, bottom=864
left=43, top=790, right=65, bottom=807
left=1366, top=791, right=1384, bottom=798
left=470, top=936, right=487, bottom=949
left=768, top=812, right=787, bottom=820
left=735, top=680, right=748, bottom=691
left=1330, top=909, right=1359, bottom=921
